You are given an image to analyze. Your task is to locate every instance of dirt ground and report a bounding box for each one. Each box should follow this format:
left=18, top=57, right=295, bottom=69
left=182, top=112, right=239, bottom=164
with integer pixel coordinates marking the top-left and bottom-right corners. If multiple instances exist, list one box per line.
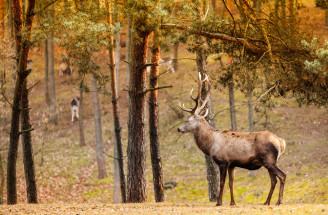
left=0, top=203, right=328, bottom=215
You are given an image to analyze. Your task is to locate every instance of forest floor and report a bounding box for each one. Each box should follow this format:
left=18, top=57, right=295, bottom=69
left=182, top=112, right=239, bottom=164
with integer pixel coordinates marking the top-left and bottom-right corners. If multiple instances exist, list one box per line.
left=1, top=203, right=328, bottom=215
left=0, top=0, right=328, bottom=212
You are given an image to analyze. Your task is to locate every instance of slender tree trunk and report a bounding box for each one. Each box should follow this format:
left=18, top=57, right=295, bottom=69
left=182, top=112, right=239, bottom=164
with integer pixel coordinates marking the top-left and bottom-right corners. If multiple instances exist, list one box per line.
left=212, top=0, right=216, bottom=14
left=113, top=138, right=121, bottom=203
left=0, top=0, right=4, bottom=38
left=228, top=79, right=237, bottom=130
left=247, top=87, right=255, bottom=177
left=173, top=42, right=178, bottom=72
left=7, top=0, right=35, bottom=205
left=91, top=74, right=107, bottom=179
left=115, top=32, right=121, bottom=93
left=21, top=82, right=37, bottom=203
left=149, top=32, right=164, bottom=202
left=78, top=78, right=85, bottom=147
left=5, top=0, right=15, bottom=91
left=125, top=17, right=132, bottom=103
left=44, top=39, right=50, bottom=106
left=326, top=9, right=328, bottom=27
left=107, top=1, right=126, bottom=202
left=195, top=47, right=219, bottom=202
left=127, top=19, right=149, bottom=203
left=0, top=153, right=4, bottom=204
left=48, top=4, right=57, bottom=123
left=256, top=0, right=261, bottom=17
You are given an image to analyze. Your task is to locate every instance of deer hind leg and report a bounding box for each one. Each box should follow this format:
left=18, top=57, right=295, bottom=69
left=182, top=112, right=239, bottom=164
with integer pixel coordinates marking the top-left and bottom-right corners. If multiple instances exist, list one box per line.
left=264, top=170, right=277, bottom=205
left=274, top=165, right=286, bottom=205
left=216, top=163, right=228, bottom=206
left=228, top=167, right=236, bottom=206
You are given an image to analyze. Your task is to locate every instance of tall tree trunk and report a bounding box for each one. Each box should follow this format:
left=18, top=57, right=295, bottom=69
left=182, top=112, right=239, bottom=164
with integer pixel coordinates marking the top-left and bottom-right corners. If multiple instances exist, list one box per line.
left=44, top=39, right=50, bottom=106
left=211, top=0, right=216, bottom=14
left=7, top=0, right=35, bottom=205
left=255, top=0, right=261, bottom=17
left=195, top=47, right=219, bottom=202
left=228, top=79, right=237, bottom=130
left=78, top=78, right=85, bottom=147
left=127, top=18, right=149, bottom=203
left=21, top=82, right=37, bottom=203
left=5, top=0, right=15, bottom=91
left=326, top=8, right=328, bottom=27
left=125, top=17, right=132, bottom=103
left=115, top=32, right=121, bottom=93
left=91, top=74, right=107, bottom=179
left=149, top=32, right=164, bottom=202
left=0, top=153, right=4, bottom=204
left=247, top=87, right=255, bottom=177
left=113, top=139, right=121, bottom=203
left=0, top=0, right=4, bottom=38
left=107, top=1, right=126, bottom=202
left=173, top=42, right=178, bottom=72
left=48, top=4, right=57, bottom=123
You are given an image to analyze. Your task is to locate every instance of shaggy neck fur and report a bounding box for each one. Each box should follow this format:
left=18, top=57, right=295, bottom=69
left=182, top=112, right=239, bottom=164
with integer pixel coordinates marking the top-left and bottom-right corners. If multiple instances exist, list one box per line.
left=193, top=119, right=215, bottom=155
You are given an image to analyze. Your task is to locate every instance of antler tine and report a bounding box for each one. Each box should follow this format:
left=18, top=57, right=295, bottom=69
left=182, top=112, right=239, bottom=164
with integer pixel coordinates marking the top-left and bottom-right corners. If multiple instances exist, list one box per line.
left=179, top=102, right=194, bottom=113
left=195, top=75, right=211, bottom=116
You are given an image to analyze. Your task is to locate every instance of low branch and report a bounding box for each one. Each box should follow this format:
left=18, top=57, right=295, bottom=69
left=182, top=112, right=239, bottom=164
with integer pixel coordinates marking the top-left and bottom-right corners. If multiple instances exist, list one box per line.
left=19, top=128, right=34, bottom=135
left=1, top=91, right=13, bottom=107
left=161, top=23, right=264, bottom=53
left=144, top=85, right=173, bottom=94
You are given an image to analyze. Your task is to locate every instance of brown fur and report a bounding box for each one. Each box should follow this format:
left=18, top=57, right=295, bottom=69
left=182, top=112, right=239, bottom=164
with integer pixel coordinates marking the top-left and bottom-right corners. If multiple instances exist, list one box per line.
left=178, top=117, right=287, bottom=206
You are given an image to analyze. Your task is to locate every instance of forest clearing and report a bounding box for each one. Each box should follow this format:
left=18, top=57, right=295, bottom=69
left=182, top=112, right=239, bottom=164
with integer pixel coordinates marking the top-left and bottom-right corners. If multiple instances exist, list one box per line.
left=0, top=0, right=328, bottom=214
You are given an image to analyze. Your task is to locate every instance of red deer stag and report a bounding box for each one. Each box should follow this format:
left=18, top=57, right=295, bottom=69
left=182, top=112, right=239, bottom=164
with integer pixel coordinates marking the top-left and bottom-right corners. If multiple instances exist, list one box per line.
left=177, top=73, right=286, bottom=206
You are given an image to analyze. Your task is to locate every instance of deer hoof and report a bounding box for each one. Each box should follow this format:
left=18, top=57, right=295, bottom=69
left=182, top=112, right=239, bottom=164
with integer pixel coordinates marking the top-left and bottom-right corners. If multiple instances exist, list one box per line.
left=230, top=202, right=236, bottom=206
left=263, top=202, right=270, bottom=205
left=275, top=201, right=282, bottom=205
left=216, top=202, right=222, bottom=206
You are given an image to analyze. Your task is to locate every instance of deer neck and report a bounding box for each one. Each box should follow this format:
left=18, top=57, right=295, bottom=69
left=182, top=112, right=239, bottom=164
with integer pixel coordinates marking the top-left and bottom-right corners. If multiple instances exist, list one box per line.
left=193, top=119, right=215, bottom=155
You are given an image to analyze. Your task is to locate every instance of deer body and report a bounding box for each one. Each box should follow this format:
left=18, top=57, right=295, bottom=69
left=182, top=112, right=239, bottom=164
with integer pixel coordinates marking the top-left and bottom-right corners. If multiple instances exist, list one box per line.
left=178, top=73, right=286, bottom=206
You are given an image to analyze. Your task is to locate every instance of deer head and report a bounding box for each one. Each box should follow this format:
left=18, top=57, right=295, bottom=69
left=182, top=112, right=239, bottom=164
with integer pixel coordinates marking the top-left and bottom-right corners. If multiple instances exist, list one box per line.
left=177, top=73, right=211, bottom=133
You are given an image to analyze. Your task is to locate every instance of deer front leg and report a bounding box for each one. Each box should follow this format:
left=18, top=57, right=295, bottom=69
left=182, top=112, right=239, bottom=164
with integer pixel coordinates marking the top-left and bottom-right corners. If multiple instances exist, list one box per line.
left=228, top=167, right=236, bottom=206
left=264, top=170, right=277, bottom=205
left=216, top=163, right=228, bottom=206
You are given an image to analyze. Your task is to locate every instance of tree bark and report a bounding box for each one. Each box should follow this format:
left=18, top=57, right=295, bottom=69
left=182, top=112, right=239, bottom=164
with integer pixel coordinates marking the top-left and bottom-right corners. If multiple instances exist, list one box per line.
left=91, top=74, right=107, bottom=179
left=44, top=39, right=50, bottom=106
left=107, top=1, right=126, bottom=202
left=125, top=16, right=132, bottom=103
left=0, top=0, right=4, bottom=38
left=228, top=79, right=237, bottom=130
left=21, top=82, right=37, bottom=203
left=48, top=4, right=57, bottom=123
left=7, top=0, right=35, bottom=205
left=113, top=138, right=121, bottom=203
left=149, top=32, right=164, bottom=202
left=195, top=46, right=219, bottom=202
left=126, top=18, right=149, bottom=203
left=173, top=42, right=178, bottom=71
left=115, top=32, right=121, bottom=93
left=78, top=78, right=85, bottom=147
left=0, top=153, right=4, bottom=204
left=247, top=87, right=255, bottom=177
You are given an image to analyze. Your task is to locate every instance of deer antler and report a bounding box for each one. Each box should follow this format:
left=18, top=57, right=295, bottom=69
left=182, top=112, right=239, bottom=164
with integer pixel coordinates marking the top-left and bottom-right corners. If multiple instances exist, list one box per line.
left=179, top=73, right=211, bottom=115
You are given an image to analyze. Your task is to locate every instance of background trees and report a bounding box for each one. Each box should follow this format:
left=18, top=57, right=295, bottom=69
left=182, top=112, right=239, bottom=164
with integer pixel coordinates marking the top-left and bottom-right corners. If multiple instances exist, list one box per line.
left=0, top=0, right=327, bottom=206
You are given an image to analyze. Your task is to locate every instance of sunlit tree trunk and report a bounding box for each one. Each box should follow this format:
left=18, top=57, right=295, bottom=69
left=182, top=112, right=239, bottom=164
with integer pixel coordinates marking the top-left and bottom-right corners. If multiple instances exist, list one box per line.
left=127, top=16, right=150, bottom=203
left=0, top=0, right=4, bottom=38
left=107, top=1, right=126, bottom=202
left=44, top=39, right=50, bottom=106
left=149, top=32, right=164, bottom=202
left=91, top=73, right=107, bottom=179
left=125, top=17, right=132, bottom=103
